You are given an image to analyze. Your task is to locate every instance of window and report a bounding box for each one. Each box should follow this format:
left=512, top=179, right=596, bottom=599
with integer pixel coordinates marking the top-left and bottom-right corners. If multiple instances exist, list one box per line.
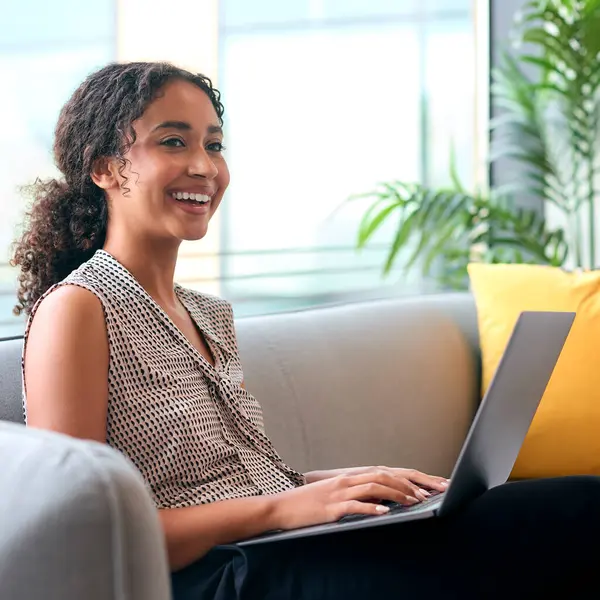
left=0, top=0, right=116, bottom=337
left=0, top=0, right=482, bottom=336
left=218, top=0, right=478, bottom=316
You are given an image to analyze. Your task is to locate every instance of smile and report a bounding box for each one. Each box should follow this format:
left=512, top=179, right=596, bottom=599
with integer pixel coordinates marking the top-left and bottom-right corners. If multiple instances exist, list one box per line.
left=171, top=191, right=211, bottom=205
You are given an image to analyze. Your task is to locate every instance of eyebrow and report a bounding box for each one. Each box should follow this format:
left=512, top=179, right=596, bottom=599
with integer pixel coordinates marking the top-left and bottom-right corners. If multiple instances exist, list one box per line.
left=151, top=120, right=223, bottom=135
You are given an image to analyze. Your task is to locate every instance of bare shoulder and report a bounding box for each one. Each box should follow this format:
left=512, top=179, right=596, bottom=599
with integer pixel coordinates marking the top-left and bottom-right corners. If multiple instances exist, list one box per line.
left=25, top=284, right=109, bottom=441
left=31, top=283, right=105, bottom=326
left=26, top=284, right=107, bottom=363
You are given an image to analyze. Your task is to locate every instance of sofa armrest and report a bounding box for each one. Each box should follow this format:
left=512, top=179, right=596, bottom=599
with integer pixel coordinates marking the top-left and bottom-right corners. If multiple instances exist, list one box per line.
left=0, top=423, right=171, bottom=600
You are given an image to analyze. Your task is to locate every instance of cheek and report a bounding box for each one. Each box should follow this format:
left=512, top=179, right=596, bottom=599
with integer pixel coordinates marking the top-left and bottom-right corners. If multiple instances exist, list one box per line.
left=128, top=150, right=181, bottom=189
left=218, top=158, right=230, bottom=189
left=150, top=157, right=183, bottom=185
left=209, top=159, right=229, bottom=214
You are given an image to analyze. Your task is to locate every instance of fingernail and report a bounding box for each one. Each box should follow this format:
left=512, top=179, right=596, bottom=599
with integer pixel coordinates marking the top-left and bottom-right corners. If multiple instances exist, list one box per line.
left=376, top=505, right=390, bottom=513
left=420, top=489, right=431, bottom=497
left=407, top=496, right=419, bottom=504
left=441, top=481, right=449, bottom=488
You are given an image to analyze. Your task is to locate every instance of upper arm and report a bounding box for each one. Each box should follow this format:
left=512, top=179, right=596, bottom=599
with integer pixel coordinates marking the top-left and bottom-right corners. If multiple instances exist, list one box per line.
left=24, top=285, right=109, bottom=443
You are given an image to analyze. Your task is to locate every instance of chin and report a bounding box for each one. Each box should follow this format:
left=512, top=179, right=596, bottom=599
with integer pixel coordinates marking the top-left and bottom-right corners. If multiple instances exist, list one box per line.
left=167, top=212, right=215, bottom=242
left=179, top=225, right=210, bottom=242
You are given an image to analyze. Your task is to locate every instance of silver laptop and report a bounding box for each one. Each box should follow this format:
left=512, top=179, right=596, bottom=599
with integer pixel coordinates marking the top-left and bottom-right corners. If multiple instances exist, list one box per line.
left=238, top=310, right=575, bottom=546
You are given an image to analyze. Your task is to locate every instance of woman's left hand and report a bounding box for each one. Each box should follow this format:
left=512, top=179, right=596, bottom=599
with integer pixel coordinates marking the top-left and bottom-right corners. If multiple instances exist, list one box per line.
left=304, top=466, right=449, bottom=495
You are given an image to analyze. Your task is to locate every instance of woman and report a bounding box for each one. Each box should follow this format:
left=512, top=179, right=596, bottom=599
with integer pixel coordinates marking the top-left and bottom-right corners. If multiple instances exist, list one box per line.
left=13, top=61, right=600, bottom=599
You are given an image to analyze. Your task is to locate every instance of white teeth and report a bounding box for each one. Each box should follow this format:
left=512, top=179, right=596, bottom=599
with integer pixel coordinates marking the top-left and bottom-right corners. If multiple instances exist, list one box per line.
left=172, top=192, right=211, bottom=204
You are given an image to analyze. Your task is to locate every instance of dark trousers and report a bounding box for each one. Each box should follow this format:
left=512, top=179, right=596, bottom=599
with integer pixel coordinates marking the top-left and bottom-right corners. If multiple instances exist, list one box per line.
left=171, top=476, right=600, bottom=599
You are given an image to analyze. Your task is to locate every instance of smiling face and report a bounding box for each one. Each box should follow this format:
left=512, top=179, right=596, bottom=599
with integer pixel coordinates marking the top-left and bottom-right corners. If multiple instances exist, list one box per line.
left=95, top=78, right=230, bottom=245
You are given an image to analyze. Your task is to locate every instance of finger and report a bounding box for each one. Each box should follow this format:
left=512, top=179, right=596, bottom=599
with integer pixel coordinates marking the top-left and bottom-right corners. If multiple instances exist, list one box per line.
left=336, top=500, right=392, bottom=520
left=342, top=472, right=429, bottom=501
left=403, top=482, right=430, bottom=501
left=345, top=482, right=420, bottom=506
left=408, top=473, right=450, bottom=493
left=380, top=473, right=431, bottom=501
left=382, top=467, right=450, bottom=490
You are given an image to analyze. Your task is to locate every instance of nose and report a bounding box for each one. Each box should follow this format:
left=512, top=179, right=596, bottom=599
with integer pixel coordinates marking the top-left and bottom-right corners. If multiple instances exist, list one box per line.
left=188, top=146, right=218, bottom=179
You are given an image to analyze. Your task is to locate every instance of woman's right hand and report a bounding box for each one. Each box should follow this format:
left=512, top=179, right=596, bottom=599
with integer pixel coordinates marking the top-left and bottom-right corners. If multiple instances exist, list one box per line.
left=270, top=471, right=429, bottom=531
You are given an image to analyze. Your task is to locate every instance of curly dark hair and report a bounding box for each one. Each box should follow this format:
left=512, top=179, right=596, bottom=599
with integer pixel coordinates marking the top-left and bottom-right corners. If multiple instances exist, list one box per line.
left=11, top=61, right=224, bottom=315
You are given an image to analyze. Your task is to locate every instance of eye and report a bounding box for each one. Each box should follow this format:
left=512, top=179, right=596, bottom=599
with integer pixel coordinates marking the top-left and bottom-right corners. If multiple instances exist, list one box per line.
left=207, top=141, right=226, bottom=153
left=160, top=137, right=186, bottom=148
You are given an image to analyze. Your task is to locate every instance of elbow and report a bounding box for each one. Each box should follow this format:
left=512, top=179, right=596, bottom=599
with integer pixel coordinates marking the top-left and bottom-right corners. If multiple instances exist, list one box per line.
left=167, top=546, right=205, bottom=573
left=159, top=510, right=211, bottom=572
left=164, top=534, right=211, bottom=573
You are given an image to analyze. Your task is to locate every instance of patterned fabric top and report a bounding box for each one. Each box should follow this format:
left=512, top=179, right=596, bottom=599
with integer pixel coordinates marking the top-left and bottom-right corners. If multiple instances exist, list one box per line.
left=22, top=250, right=304, bottom=509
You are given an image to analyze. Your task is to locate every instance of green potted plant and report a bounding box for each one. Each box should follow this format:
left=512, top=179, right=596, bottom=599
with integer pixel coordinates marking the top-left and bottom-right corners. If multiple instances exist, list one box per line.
left=351, top=0, right=600, bottom=288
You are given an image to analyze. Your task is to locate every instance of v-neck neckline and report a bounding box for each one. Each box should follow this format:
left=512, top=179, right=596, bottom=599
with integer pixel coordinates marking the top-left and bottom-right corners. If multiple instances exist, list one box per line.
left=96, top=250, right=221, bottom=375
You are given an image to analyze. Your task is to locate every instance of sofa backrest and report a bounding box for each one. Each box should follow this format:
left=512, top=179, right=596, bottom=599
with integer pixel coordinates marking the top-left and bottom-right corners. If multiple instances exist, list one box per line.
left=235, top=292, right=480, bottom=477
left=0, top=337, right=24, bottom=424
left=0, top=292, right=481, bottom=478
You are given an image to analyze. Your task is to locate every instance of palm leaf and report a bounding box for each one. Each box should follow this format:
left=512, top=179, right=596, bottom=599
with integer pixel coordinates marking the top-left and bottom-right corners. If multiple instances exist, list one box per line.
left=382, top=211, right=419, bottom=275
left=357, top=201, right=401, bottom=248
left=448, top=144, right=465, bottom=193
left=350, top=0, right=600, bottom=284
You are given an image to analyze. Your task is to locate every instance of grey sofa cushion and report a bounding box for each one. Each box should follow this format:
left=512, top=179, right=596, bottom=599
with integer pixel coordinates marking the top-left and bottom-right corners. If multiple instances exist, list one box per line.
left=0, top=336, right=23, bottom=424
left=2, top=293, right=481, bottom=477
left=236, top=293, right=480, bottom=477
left=0, top=423, right=171, bottom=600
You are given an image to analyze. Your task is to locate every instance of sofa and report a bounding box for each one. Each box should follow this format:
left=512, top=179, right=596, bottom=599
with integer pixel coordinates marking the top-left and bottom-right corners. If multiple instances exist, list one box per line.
left=0, top=292, right=480, bottom=600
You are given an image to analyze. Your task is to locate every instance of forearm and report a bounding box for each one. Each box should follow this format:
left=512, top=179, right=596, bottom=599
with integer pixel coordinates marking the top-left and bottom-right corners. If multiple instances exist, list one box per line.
left=159, top=495, right=279, bottom=571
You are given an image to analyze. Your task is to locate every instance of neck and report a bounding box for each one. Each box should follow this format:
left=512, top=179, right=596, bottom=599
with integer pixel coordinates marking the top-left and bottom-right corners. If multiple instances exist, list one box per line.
left=103, top=230, right=181, bottom=309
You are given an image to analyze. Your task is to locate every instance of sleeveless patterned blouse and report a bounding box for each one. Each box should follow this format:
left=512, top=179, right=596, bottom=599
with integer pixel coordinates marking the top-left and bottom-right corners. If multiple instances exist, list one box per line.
left=22, top=250, right=305, bottom=509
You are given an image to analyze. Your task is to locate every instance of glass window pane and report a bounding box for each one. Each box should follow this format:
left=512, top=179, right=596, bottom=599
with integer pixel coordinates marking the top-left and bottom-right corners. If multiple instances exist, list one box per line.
left=427, top=0, right=472, bottom=12
left=221, top=0, right=471, bottom=28
left=323, top=0, right=472, bottom=19
left=322, top=0, right=418, bottom=19
left=221, top=0, right=311, bottom=28
left=425, top=19, right=475, bottom=187
left=220, top=24, right=425, bottom=307
left=0, top=2, right=115, bottom=338
left=1, top=0, right=115, bottom=46
left=219, top=1, right=478, bottom=316
left=0, top=46, right=115, bottom=250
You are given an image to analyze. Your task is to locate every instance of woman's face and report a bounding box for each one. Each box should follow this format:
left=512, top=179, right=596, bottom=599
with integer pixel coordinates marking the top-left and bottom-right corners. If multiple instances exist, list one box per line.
left=101, top=78, right=229, bottom=244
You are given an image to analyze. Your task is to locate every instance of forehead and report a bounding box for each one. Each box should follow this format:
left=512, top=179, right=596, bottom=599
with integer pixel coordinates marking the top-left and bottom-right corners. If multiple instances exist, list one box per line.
left=136, top=79, right=219, bottom=132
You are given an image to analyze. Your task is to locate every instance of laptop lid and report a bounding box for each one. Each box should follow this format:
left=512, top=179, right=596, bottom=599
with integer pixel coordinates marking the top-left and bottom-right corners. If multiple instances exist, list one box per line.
left=438, top=311, right=575, bottom=516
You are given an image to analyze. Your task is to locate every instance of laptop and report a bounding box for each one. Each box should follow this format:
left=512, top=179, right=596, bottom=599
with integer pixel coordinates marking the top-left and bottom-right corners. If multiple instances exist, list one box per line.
left=238, top=310, right=576, bottom=547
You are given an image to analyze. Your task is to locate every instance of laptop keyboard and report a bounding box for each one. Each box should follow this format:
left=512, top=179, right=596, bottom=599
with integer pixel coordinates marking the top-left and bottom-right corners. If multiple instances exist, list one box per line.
left=338, top=490, right=445, bottom=524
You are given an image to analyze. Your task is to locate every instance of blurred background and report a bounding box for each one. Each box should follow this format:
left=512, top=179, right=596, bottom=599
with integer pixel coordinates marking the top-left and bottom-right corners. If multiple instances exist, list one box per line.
left=0, top=1, right=529, bottom=337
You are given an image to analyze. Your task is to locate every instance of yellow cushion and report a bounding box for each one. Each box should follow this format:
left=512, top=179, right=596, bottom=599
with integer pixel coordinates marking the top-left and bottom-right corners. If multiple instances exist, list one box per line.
left=467, top=263, right=600, bottom=479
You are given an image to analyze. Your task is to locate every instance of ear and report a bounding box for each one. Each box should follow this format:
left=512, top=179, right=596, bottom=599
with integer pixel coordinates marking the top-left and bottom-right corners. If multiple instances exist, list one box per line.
left=91, top=157, right=119, bottom=190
